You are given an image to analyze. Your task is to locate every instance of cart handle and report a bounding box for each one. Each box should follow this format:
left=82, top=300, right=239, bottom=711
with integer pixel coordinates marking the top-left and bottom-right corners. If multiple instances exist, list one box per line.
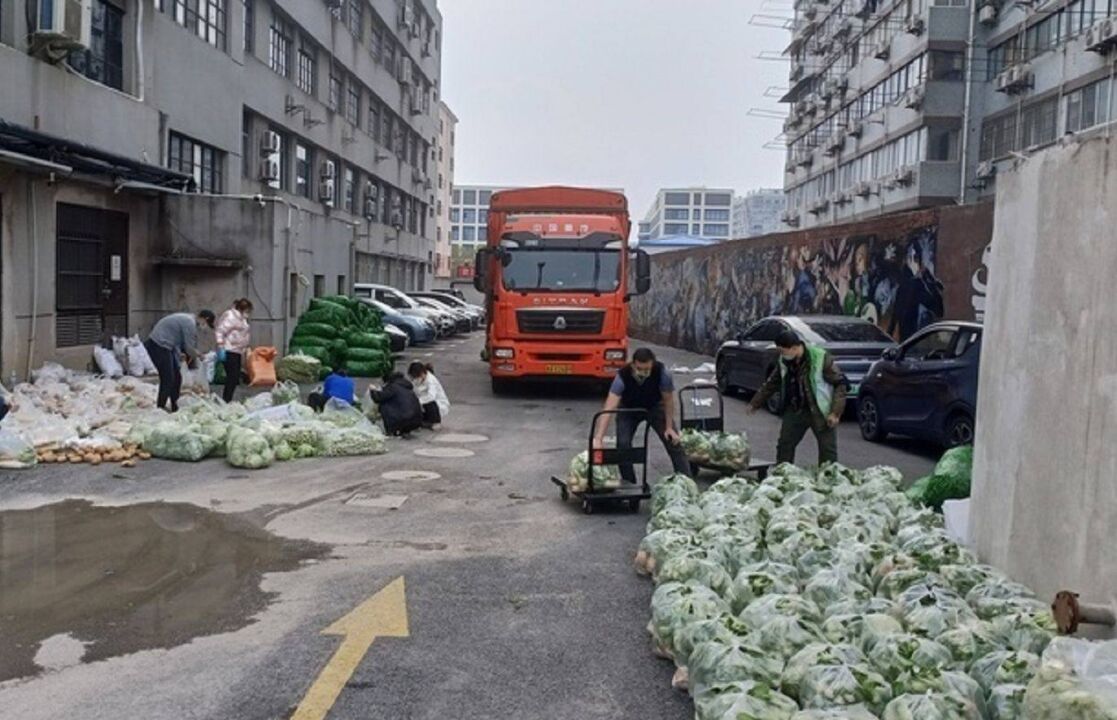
left=678, top=384, right=725, bottom=432
left=586, top=408, right=652, bottom=492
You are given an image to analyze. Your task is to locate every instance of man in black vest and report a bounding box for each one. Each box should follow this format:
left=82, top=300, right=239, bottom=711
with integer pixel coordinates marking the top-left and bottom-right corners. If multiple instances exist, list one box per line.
left=593, top=348, right=690, bottom=483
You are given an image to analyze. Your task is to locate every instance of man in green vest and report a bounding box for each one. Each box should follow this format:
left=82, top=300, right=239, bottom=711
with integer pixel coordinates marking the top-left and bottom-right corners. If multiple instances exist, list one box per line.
left=747, top=330, right=848, bottom=464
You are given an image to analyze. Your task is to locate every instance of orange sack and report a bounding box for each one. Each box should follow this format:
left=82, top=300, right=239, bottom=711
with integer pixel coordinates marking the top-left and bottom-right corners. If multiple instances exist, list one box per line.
left=246, top=346, right=278, bottom=387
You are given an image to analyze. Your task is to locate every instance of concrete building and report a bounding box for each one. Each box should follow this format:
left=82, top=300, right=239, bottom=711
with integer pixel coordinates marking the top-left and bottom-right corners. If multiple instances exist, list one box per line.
left=0, top=0, right=442, bottom=377
left=781, top=0, right=972, bottom=230
left=448, top=183, right=509, bottom=277
left=731, top=189, right=786, bottom=238
left=434, top=100, right=457, bottom=280
left=780, top=0, right=1117, bottom=230
left=639, top=188, right=734, bottom=242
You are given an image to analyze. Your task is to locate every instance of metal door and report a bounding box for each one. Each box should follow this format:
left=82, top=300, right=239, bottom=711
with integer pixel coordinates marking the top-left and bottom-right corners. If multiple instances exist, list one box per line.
left=55, top=203, right=129, bottom=347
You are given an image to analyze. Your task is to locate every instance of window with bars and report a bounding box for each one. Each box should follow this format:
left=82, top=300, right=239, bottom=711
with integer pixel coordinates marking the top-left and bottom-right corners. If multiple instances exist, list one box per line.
left=168, top=132, right=225, bottom=193
left=269, top=15, right=291, bottom=77
left=165, top=0, right=227, bottom=50
left=368, top=98, right=381, bottom=139
left=344, top=167, right=356, bottom=212
left=346, top=79, right=360, bottom=125
left=69, top=0, right=124, bottom=90
left=369, top=19, right=384, bottom=63
left=344, top=0, right=363, bottom=38
left=295, top=143, right=312, bottom=198
left=296, top=38, right=316, bottom=95
left=1021, top=96, right=1059, bottom=149
left=1066, top=78, right=1112, bottom=133
left=328, top=68, right=342, bottom=112
left=242, top=0, right=253, bottom=52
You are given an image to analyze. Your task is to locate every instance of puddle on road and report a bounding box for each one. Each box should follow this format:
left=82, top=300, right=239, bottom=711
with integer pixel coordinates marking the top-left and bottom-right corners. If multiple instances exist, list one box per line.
left=0, top=499, right=330, bottom=682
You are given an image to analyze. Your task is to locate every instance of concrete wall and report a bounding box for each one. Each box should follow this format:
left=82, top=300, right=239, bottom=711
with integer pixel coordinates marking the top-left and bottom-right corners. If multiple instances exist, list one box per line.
left=971, top=136, right=1117, bottom=619
left=630, top=204, right=993, bottom=356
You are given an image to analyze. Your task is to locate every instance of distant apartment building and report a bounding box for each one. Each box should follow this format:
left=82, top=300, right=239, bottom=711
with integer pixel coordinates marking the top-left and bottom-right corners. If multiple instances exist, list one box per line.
left=731, top=189, right=787, bottom=238
left=449, top=184, right=510, bottom=277
left=779, top=0, right=1117, bottom=230
left=434, top=101, right=458, bottom=279
left=639, top=188, right=734, bottom=242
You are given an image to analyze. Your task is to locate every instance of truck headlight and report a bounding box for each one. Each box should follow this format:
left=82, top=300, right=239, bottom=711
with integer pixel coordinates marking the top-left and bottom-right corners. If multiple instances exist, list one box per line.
left=494, top=348, right=514, bottom=359
left=604, top=349, right=626, bottom=361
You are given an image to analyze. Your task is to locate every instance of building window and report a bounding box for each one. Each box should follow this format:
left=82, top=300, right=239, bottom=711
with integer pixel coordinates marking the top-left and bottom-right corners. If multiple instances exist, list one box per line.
left=706, top=193, right=732, bottom=207
left=368, top=98, right=380, bottom=138
left=478, top=209, right=488, bottom=224
left=343, top=167, right=356, bottom=212
left=243, top=0, right=253, bottom=52
left=927, top=127, right=960, bottom=161
left=703, top=224, right=729, bottom=236
left=68, top=0, right=124, bottom=91
left=168, top=132, right=225, bottom=193
left=296, top=37, right=316, bottom=95
left=328, top=67, right=342, bottom=111
left=1021, top=96, right=1058, bottom=149
left=463, top=209, right=477, bottom=223
left=1066, top=78, right=1112, bottom=133
left=450, top=226, right=460, bottom=242
left=263, top=128, right=288, bottom=191
left=478, top=190, right=492, bottom=205
left=705, top=209, right=730, bottom=222
left=463, top=189, right=477, bottom=204
left=664, top=192, right=690, bottom=205
left=463, top=226, right=476, bottom=242
left=313, top=275, right=326, bottom=297
left=452, top=189, right=462, bottom=204
left=344, top=0, right=362, bottom=38
left=346, top=78, right=360, bottom=126
left=370, top=20, right=384, bottom=63
left=928, top=50, right=964, bottom=81
left=450, top=208, right=460, bottom=222
left=323, top=158, right=337, bottom=207
left=165, top=0, right=227, bottom=49
left=664, top=223, right=689, bottom=235
left=295, top=143, right=312, bottom=198
left=664, top=208, right=689, bottom=220
left=269, top=14, right=291, bottom=77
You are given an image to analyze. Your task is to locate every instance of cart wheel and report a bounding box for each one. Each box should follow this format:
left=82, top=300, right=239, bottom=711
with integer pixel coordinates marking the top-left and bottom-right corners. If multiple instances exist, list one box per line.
left=582, top=500, right=593, bottom=515
left=560, top=486, right=569, bottom=501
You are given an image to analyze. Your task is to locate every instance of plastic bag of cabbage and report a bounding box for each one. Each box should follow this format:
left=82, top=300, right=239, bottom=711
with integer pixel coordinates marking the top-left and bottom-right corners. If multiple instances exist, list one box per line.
left=1023, top=637, right=1117, bottom=719
left=567, top=450, right=621, bottom=493
left=226, top=426, right=275, bottom=469
left=680, top=429, right=750, bottom=471
left=635, top=461, right=1063, bottom=720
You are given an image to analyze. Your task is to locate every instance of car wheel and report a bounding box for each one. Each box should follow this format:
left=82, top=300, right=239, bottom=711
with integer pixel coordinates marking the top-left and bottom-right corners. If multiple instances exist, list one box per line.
left=944, top=413, right=975, bottom=448
left=858, top=394, right=886, bottom=442
left=765, top=387, right=782, bottom=415
left=715, top=358, right=734, bottom=395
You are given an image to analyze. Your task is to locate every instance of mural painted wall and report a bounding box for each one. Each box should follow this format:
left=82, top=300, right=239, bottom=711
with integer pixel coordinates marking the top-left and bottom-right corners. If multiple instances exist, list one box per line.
left=631, top=205, right=994, bottom=356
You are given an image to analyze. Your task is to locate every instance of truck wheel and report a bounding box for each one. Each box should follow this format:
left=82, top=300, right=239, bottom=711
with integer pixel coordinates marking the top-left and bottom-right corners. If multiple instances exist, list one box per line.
left=491, top=377, right=511, bottom=395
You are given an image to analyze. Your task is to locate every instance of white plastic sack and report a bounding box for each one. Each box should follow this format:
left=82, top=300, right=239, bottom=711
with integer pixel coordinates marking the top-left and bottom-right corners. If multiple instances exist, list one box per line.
left=0, top=429, right=37, bottom=469
left=93, top=347, right=124, bottom=378
left=129, top=335, right=157, bottom=375
left=180, top=362, right=209, bottom=393
left=202, top=352, right=218, bottom=384
left=942, top=499, right=972, bottom=547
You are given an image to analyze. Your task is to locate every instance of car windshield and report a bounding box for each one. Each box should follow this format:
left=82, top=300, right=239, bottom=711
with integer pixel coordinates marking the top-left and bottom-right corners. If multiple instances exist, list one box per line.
left=501, top=249, right=620, bottom=293
left=804, top=320, right=892, bottom=343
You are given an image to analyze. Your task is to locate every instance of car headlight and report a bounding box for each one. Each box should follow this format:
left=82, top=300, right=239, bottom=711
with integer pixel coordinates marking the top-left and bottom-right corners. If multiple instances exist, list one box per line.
left=494, top=348, right=514, bottom=359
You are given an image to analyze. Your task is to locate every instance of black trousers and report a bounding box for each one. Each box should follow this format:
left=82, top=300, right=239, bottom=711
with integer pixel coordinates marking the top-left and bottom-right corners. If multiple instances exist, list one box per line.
left=616, top=405, right=690, bottom=484
left=307, top=392, right=326, bottom=412
left=421, top=402, right=441, bottom=426
left=222, top=351, right=243, bottom=403
left=144, top=339, right=181, bottom=412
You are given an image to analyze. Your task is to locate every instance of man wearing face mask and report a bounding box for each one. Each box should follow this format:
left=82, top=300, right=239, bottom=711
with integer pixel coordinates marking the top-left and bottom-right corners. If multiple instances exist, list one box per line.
left=593, top=348, right=690, bottom=483
left=748, top=330, right=847, bottom=464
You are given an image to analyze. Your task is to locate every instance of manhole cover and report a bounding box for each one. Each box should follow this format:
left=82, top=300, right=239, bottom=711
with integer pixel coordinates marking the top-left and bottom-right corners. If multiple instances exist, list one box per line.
left=433, top=433, right=490, bottom=444
left=381, top=470, right=442, bottom=481
left=413, top=447, right=475, bottom=459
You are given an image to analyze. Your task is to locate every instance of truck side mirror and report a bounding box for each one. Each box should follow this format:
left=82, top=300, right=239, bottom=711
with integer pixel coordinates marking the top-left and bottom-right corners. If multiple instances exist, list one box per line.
left=633, top=250, right=652, bottom=296
left=882, top=346, right=900, bottom=361
left=473, top=249, right=490, bottom=293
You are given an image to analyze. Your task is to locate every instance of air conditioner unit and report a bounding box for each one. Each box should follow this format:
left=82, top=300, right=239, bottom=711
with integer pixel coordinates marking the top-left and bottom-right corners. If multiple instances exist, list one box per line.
left=260, top=131, right=280, bottom=156
left=848, top=121, right=864, bottom=139
left=398, top=2, right=414, bottom=31
left=978, top=3, right=998, bottom=26
left=1011, top=64, right=1034, bottom=91
left=907, top=17, right=926, bottom=35
left=258, top=158, right=280, bottom=183
left=390, top=211, right=404, bottom=229
left=32, top=0, right=92, bottom=55
left=820, top=81, right=835, bottom=100
left=319, top=160, right=336, bottom=180
left=825, top=133, right=845, bottom=155
left=803, top=5, right=818, bottom=20
left=782, top=211, right=801, bottom=228
left=874, top=40, right=891, bottom=60
left=883, top=176, right=898, bottom=191
left=975, top=161, right=997, bottom=181
left=995, top=68, right=1014, bottom=93
left=836, top=18, right=854, bottom=36
left=1087, top=18, right=1117, bottom=52
left=422, top=40, right=432, bottom=58
left=836, top=76, right=849, bottom=93
left=895, top=167, right=915, bottom=186
left=854, top=181, right=873, bottom=197
left=905, top=86, right=925, bottom=109
left=398, top=60, right=412, bottom=85
left=363, top=182, right=378, bottom=220
left=796, top=150, right=814, bottom=167
left=319, top=179, right=335, bottom=205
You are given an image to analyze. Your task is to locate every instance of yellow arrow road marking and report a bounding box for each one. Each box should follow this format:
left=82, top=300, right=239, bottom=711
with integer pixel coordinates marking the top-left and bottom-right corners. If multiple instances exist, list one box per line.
left=292, top=577, right=410, bottom=720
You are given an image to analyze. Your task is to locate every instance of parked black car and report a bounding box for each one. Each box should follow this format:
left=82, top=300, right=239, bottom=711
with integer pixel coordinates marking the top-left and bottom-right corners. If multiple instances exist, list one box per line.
left=858, top=321, right=981, bottom=449
left=715, top=315, right=895, bottom=413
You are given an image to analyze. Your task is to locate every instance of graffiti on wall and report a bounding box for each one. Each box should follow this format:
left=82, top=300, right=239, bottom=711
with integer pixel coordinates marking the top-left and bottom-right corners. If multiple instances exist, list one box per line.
left=631, top=225, right=948, bottom=356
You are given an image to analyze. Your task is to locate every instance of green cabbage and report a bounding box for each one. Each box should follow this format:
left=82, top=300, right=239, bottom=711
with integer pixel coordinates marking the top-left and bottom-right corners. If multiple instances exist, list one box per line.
left=688, top=636, right=785, bottom=692
left=882, top=692, right=981, bottom=720
left=567, top=451, right=621, bottom=492
left=780, top=643, right=866, bottom=701
left=970, top=650, right=1041, bottom=692
left=988, top=684, right=1027, bottom=719
left=867, top=633, right=953, bottom=681
left=693, top=680, right=799, bottom=720
left=799, top=663, right=893, bottom=714
left=143, top=421, right=215, bottom=462
left=226, top=426, right=274, bottom=469
left=727, top=562, right=800, bottom=614
left=649, top=582, right=728, bottom=657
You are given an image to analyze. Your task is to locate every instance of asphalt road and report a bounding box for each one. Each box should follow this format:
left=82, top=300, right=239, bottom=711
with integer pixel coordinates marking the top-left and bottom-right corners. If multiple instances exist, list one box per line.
left=0, top=335, right=938, bottom=720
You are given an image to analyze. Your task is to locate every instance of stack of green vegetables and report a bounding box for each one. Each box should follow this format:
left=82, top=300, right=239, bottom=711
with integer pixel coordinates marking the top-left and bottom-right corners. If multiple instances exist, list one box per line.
left=287, top=295, right=392, bottom=378
left=636, top=463, right=1060, bottom=720
left=680, top=429, right=751, bottom=472
left=136, top=396, right=387, bottom=469
left=907, top=446, right=974, bottom=511
left=567, top=450, right=622, bottom=492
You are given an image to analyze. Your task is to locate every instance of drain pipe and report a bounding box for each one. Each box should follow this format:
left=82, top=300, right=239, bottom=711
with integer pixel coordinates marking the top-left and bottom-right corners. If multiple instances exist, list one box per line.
left=958, top=0, right=979, bottom=204
left=135, top=0, right=145, bottom=102
left=24, top=179, right=39, bottom=381
left=1053, top=590, right=1117, bottom=635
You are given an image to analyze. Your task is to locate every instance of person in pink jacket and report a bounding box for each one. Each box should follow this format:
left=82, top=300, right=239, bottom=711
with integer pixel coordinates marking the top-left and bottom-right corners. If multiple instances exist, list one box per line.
left=215, top=298, right=253, bottom=402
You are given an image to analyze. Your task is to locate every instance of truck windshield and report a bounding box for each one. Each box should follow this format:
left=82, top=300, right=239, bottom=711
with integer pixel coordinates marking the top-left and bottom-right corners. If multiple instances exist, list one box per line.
left=501, top=249, right=621, bottom=292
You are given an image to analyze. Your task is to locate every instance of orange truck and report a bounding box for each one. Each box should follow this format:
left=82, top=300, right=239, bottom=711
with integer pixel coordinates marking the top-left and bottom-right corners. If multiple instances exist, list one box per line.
left=473, top=186, right=651, bottom=394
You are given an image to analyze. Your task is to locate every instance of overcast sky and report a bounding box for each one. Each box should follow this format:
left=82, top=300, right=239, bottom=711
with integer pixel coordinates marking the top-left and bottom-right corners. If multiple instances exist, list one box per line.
left=439, top=0, right=789, bottom=221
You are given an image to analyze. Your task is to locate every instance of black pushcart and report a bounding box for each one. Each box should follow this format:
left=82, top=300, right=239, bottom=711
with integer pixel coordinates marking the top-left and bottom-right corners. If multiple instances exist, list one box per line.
left=551, top=409, right=652, bottom=514
left=678, top=383, right=775, bottom=480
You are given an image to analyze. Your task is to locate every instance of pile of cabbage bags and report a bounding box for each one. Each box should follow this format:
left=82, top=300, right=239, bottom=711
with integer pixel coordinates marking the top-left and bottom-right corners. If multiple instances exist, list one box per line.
left=637, top=463, right=1058, bottom=720
left=567, top=450, right=622, bottom=492
left=287, top=296, right=392, bottom=379
left=1023, top=637, right=1117, bottom=719
left=680, top=429, right=751, bottom=472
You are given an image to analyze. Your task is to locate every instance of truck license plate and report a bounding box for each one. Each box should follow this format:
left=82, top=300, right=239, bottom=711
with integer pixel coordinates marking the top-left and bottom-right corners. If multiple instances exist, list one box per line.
left=545, top=364, right=573, bottom=375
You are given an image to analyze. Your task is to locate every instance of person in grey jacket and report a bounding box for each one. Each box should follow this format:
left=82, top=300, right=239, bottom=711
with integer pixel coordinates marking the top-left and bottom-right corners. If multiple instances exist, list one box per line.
left=144, top=310, right=215, bottom=412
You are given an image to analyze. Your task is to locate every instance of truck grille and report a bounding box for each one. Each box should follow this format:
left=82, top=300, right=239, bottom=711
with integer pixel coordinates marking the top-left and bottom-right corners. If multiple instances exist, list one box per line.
left=516, top=309, right=605, bottom=334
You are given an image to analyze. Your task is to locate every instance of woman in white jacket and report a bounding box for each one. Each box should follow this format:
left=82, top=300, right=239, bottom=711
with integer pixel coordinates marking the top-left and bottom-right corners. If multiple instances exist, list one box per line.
left=215, top=298, right=253, bottom=402
left=407, top=362, right=450, bottom=430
